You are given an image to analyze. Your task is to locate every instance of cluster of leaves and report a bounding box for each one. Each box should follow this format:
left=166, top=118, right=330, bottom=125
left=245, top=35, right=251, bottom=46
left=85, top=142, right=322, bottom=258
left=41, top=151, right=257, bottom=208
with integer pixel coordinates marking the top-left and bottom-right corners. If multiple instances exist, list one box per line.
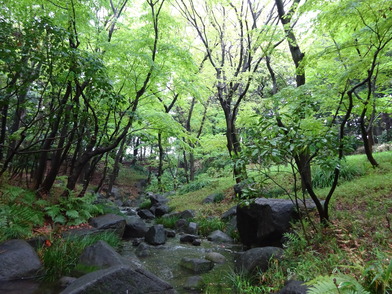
left=0, top=186, right=44, bottom=241
left=44, top=193, right=103, bottom=226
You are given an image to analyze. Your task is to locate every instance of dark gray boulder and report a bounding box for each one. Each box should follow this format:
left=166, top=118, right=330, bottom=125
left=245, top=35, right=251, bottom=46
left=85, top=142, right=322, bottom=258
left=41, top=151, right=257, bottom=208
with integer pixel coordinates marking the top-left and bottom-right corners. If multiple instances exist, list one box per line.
left=149, top=194, right=169, bottom=206
left=205, top=252, right=226, bottom=264
left=138, top=209, right=156, bottom=220
left=202, top=193, right=224, bottom=204
left=88, top=213, right=126, bottom=238
left=180, top=258, right=214, bottom=274
left=277, top=280, right=309, bottom=294
left=60, top=265, right=175, bottom=294
left=221, top=206, right=237, bottom=221
left=184, top=276, right=204, bottom=291
left=78, top=240, right=128, bottom=269
left=150, top=204, right=170, bottom=217
left=234, top=247, right=283, bottom=276
left=123, top=216, right=148, bottom=238
left=185, top=222, right=198, bottom=234
left=145, top=224, right=167, bottom=245
left=236, top=198, right=299, bottom=247
left=0, top=239, right=42, bottom=280
left=207, top=230, right=233, bottom=243
left=175, top=219, right=189, bottom=232
left=179, top=234, right=198, bottom=244
left=178, top=209, right=195, bottom=219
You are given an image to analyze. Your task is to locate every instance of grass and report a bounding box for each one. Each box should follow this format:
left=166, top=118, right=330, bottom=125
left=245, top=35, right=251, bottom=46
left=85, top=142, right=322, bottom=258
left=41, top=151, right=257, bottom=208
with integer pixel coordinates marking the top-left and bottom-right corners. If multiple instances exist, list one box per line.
left=38, top=231, right=121, bottom=282
left=168, top=151, right=392, bottom=293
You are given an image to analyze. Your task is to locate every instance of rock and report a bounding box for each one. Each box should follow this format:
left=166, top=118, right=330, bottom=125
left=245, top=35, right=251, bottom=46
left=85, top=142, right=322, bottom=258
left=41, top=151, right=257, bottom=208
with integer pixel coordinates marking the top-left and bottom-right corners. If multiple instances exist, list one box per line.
left=202, top=193, right=224, bottom=204
left=224, top=216, right=238, bottom=237
left=175, top=219, right=189, bottom=232
left=179, top=234, right=198, bottom=243
left=123, top=216, right=148, bottom=238
left=165, top=229, right=176, bottom=238
left=180, top=258, right=214, bottom=274
left=145, top=225, right=167, bottom=245
left=277, top=280, right=309, bottom=294
left=192, top=239, right=201, bottom=246
left=135, top=242, right=152, bottom=258
left=185, top=222, right=198, bottom=234
left=205, top=252, right=226, bottom=264
left=0, top=239, right=42, bottom=280
left=59, top=276, right=78, bottom=287
left=236, top=198, right=299, bottom=247
left=138, top=209, right=156, bottom=220
left=207, top=230, right=233, bottom=243
left=88, top=213, right=126, bottom=238
left=184, top=276, right=204, bottom=291
left=234, top=247, right=283, bottom=276
left=150, top=194, right=169, bottom=206
left=221, top=206, right=237, bottom=221
left=114, top=199, right=123, bottom=207
left=150, top=204, right=170, bottom=217
left=60, top=265, right=175, bottom=294
left=78, top=240, right=129, bottom=269
left=0, top=280, right=40, bottom=294
left=178, top=209, right=195, bottom=219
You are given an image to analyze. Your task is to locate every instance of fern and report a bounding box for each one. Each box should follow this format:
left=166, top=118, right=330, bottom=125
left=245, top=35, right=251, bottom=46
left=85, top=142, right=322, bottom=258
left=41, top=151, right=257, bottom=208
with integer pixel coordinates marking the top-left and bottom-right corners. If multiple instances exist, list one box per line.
left=307, top=275, right=370, bottom=294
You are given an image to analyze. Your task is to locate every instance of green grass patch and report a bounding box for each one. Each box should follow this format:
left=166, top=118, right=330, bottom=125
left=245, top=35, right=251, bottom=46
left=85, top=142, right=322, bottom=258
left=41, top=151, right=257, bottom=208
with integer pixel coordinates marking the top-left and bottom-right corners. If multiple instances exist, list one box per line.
left=39, top=231, right=121, bottom=282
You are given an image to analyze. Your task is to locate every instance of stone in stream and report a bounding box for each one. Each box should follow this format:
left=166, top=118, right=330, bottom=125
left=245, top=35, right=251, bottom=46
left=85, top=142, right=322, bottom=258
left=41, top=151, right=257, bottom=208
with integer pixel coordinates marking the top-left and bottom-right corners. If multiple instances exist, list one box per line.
left=138, top=209, right=156, bottom=220
left=88, top=213, right=126, bottom=238
left=184, top=275, right=204, bottom=291
left=123, top=215, right=148, bottom=238
left=185, top=222, right=198, bottom=234
left=205, top=252, right=226, bottom=264
left=150, top=204, right=170, bottom=217
left=78, top=240, right=133, bottom=269
left=0, top=239, right=42, bottom=280
left=179, top=234, right=198, bottom=243
left=207, top=230, right=233, bottom=243
left=145, top=224, right=167, bottom=245
left=180, top=257, right=214, bottom=274
left=149, top=194, right=169, bottom=206
left=60, top=265, right=176, bottom=294
left=234, top=246, right=284, bottom=276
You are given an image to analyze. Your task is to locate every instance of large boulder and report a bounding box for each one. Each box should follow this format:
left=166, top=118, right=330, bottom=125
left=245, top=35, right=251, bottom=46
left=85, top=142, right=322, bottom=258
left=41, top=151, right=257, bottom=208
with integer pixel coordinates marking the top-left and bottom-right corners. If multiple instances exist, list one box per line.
left=145, top=225, right=167, bottom=245
left=78, top=240, right=129, bottom=269
left=60, top=265, right=175, bottom=294
left=149, top=194, right=169, bottom=206
left=234, top=247, right=283, bottom=276
left=236, top=198, right=299, bottom=247
left=88, top=213, right=126, bottom=238
left=0, top=239, right=42, bottom=281
left=123, top=216, right=148, bottom=238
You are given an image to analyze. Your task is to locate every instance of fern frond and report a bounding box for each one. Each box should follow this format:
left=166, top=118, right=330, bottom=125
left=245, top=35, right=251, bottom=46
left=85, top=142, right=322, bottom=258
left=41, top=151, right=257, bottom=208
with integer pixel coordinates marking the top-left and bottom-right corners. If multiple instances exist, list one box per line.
left=308, top=275, right=370, bottom=294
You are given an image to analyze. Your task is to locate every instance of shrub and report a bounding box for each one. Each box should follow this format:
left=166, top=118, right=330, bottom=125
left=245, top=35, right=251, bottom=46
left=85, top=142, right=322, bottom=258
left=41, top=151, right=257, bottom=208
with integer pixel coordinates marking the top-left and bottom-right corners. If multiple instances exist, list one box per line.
left=197, top=217, right=225, bottom=236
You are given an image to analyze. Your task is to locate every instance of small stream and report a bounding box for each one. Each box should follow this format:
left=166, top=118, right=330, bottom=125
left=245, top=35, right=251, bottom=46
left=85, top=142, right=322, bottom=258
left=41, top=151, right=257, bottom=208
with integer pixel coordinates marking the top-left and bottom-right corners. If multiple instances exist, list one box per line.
left=120, top=235, right=242, bottom=293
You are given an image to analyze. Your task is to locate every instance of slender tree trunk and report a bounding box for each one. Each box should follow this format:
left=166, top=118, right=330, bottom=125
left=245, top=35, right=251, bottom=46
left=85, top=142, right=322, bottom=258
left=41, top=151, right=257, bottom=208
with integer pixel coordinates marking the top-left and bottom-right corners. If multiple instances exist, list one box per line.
left=108, top=135, right=127, bottom=195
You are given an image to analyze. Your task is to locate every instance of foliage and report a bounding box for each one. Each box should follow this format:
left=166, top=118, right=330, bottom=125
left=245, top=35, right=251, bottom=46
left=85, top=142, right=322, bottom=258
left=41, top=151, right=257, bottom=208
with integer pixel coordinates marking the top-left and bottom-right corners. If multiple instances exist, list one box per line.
left=39, top=232, right=120, bottom=282
left=155, top=215, right=181, bottom=229
left=45, top=193, right=103, bottom=226
left=178, top=177, right=213, bottom=194
left=307, top=275, right=370, bottom=294
left=197, top=217, right=225, bottom=236
left=0, top=186, right=44, bottom=241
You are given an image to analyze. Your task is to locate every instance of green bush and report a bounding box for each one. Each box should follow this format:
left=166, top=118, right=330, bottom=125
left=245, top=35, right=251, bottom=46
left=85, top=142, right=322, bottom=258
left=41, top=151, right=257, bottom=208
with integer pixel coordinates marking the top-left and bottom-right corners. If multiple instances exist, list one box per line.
left=178, top=178, right=213, bottom=194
